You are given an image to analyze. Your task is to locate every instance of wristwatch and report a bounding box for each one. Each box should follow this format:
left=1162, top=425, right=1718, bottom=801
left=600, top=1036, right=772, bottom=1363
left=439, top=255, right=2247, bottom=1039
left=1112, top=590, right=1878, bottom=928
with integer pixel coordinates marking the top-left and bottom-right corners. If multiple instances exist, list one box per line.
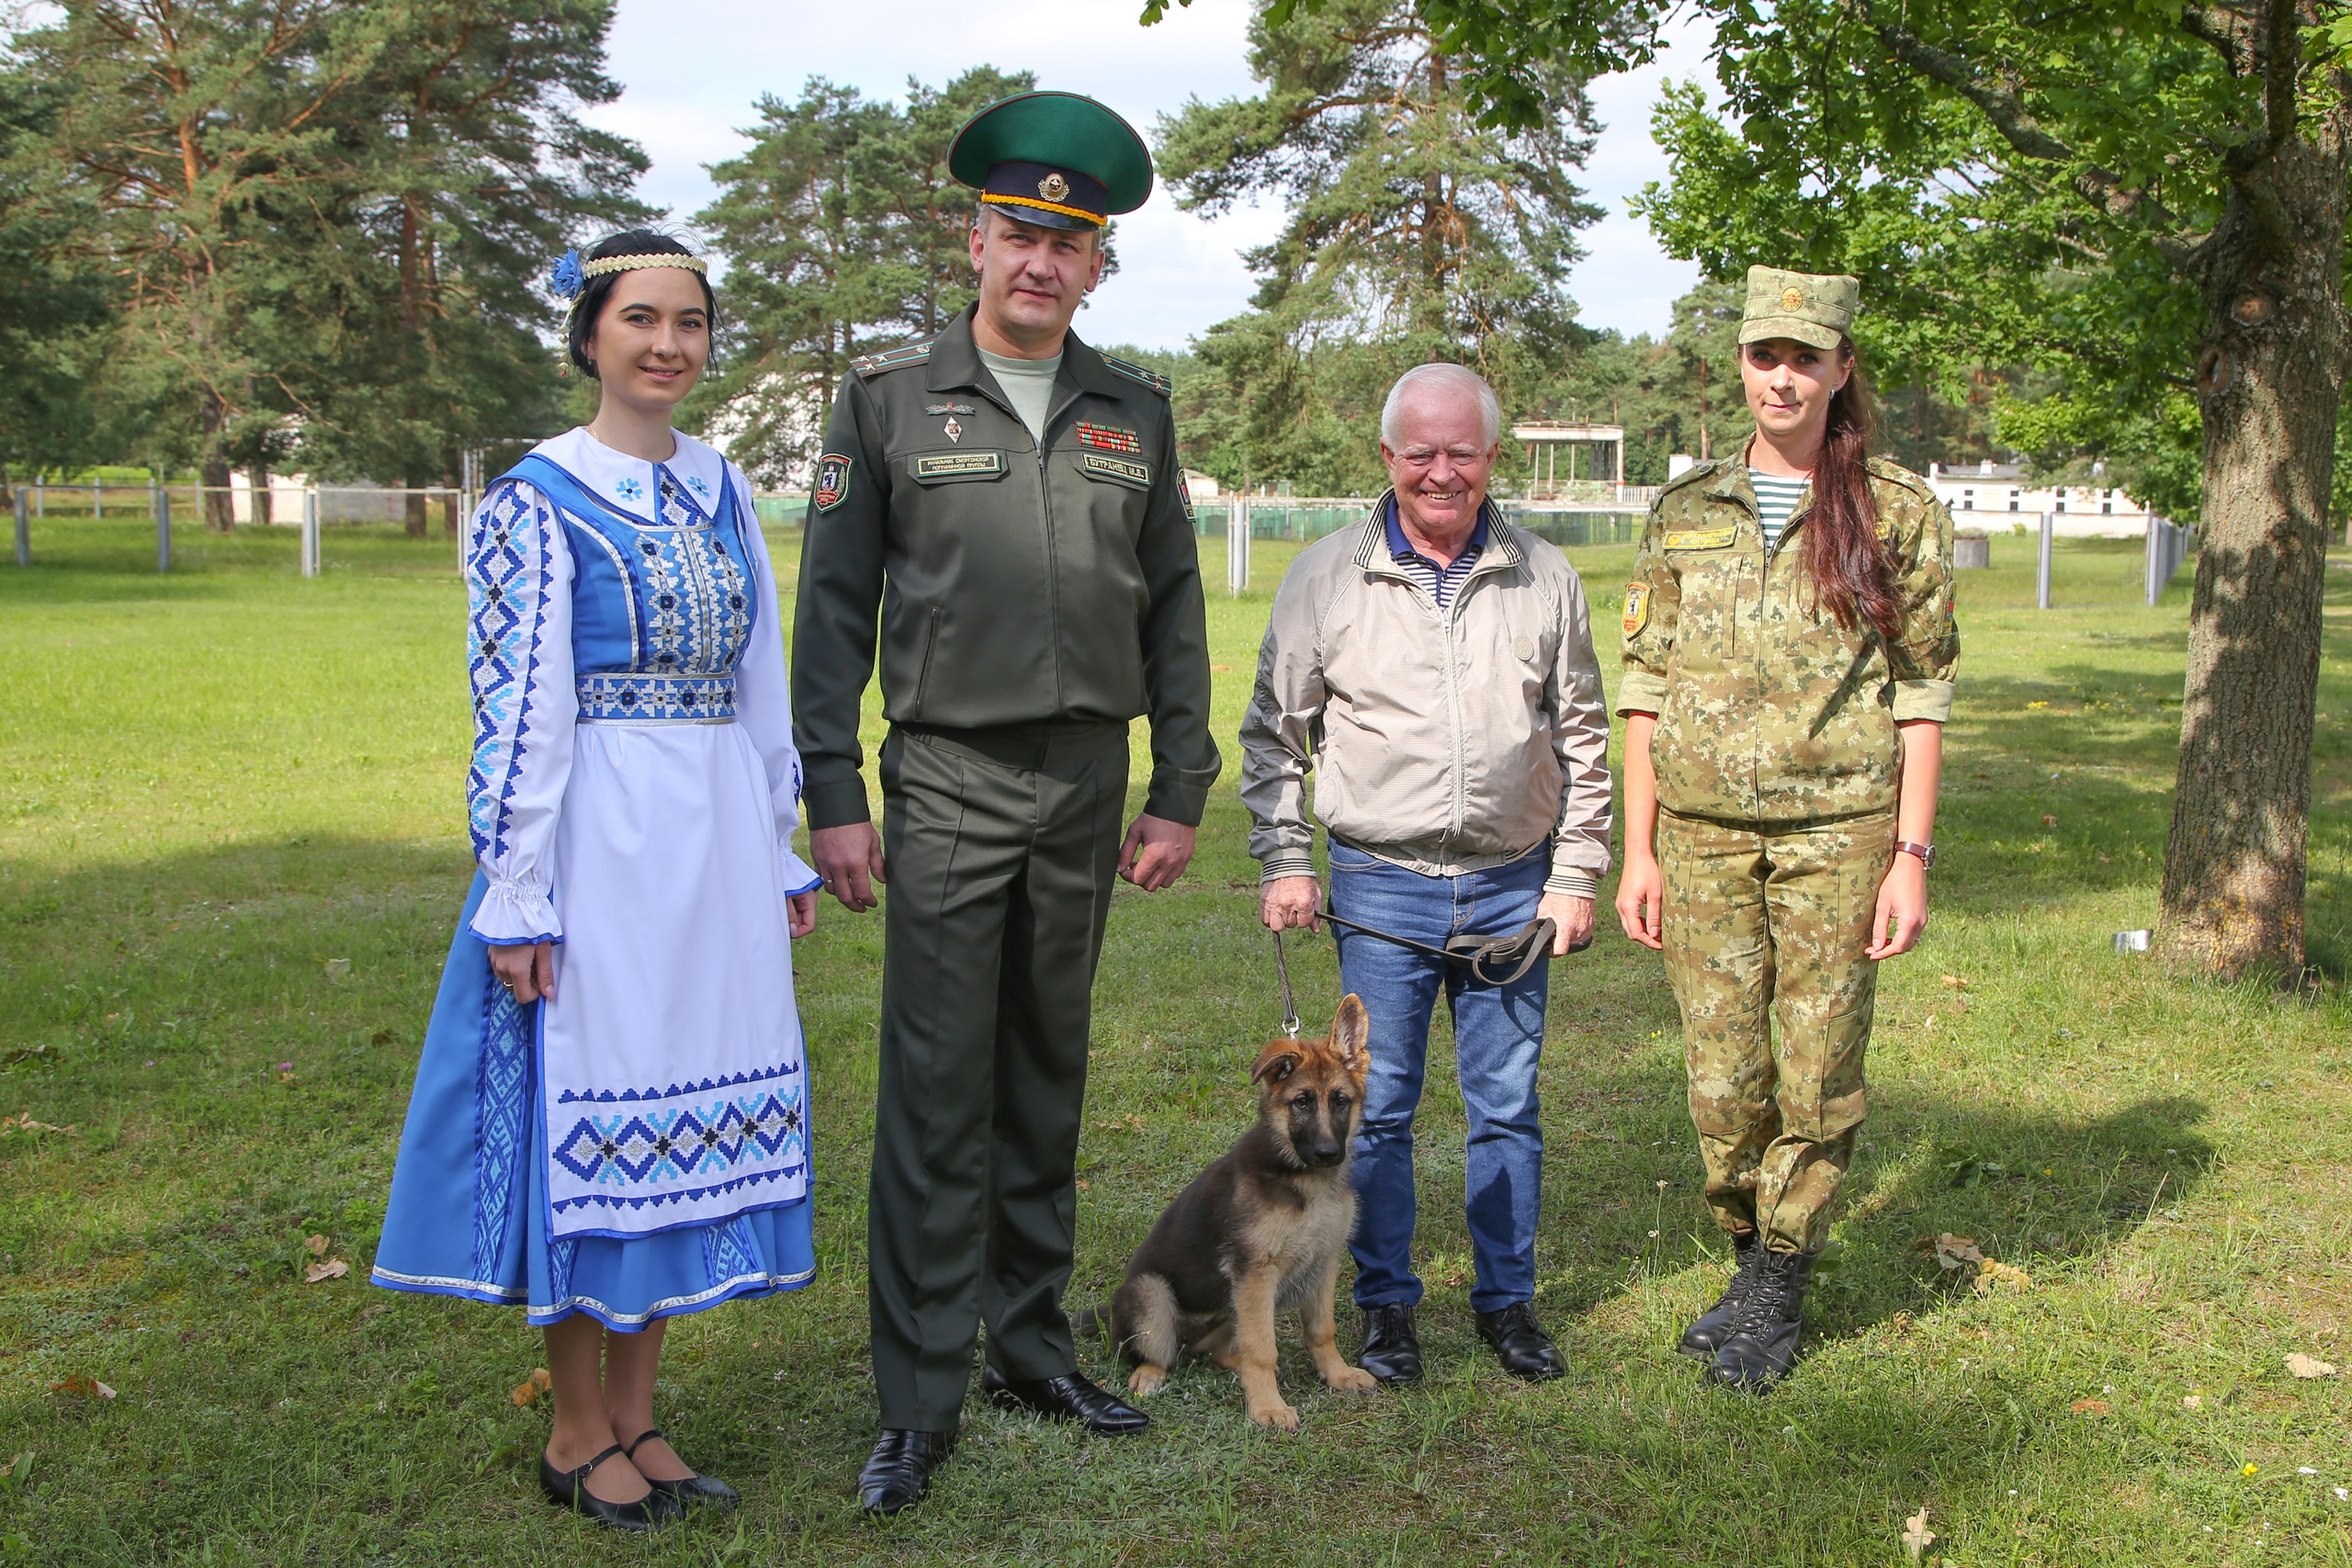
left=1894, top=840, right=1936, bottom=869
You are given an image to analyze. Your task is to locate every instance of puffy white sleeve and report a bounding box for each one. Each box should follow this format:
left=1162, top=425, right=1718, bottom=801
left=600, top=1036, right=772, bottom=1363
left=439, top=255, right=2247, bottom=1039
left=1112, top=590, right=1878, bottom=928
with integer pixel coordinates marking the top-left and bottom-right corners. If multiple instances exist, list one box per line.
left=729, top=467, right=822, bottom=897
left=465, top=480, right=578, bottom=943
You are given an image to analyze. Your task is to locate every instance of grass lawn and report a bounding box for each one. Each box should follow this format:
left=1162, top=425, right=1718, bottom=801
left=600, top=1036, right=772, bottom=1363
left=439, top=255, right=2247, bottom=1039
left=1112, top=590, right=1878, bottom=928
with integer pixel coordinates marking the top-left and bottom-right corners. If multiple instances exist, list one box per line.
left=2, top=513, right=2349, bottom=1566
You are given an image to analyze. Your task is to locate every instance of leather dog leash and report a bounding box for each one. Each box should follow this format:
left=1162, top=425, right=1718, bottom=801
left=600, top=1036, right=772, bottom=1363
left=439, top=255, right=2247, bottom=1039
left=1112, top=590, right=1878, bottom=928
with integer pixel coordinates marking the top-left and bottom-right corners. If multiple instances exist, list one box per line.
left=1317, top=906, right=1566, bottom=987
left=1271, top=927, right=1304, bottom=1038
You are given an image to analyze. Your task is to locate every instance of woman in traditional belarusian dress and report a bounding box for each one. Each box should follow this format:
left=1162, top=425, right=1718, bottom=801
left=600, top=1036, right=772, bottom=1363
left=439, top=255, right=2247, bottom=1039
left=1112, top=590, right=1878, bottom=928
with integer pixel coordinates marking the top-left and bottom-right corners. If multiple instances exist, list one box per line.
left=372, top=231, right=822, bottom=1530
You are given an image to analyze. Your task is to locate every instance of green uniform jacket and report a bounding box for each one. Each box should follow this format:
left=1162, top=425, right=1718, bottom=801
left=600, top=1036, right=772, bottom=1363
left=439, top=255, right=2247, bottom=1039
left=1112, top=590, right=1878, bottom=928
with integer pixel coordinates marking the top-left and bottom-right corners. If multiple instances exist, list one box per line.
left=790, top=308, right=1222, bottom=830
left=1616, top=455, right=1958, bottom=826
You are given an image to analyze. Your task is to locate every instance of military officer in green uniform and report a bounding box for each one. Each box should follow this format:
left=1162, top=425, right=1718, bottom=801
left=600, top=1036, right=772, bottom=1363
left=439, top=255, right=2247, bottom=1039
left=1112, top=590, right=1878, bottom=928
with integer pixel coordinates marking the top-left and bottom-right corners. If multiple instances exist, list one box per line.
left=790, top=91, right=1219, bottom=1513
left=1612, top=267, right=1957, bottom=1390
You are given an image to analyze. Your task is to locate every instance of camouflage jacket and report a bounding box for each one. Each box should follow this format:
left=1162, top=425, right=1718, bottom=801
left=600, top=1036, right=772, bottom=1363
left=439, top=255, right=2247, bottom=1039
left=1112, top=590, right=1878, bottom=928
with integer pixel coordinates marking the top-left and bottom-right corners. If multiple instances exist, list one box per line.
left=1616, top=455, right=1958, bottom=826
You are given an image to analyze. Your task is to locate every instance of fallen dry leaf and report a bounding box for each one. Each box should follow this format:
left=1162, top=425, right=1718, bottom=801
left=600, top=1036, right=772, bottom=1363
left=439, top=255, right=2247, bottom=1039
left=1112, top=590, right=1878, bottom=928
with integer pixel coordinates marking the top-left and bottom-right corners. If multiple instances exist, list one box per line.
left=2286, top=1353, right=2336, bottom=1380
left=49, top=1375, right=115, bottom=1401
left=509, top=1367, right=552, bottom=1407
left=1901, top=1505, right=1935, bottom=1561
left=2070, top=1398, right=2113, bottom=1415
left=1940, top=975, right=1969, bottom=988
left=1934, top=1234, right=1985, bottom=1272
left=2182, top=1393, right=2203, bottom=1410
left=303, top=1258, right=349, bottom=1283
left=2041, top=814, right=2059, bottom=828
left=1975, top=1258, right=2033, bottom=1294
left=303, top=1234, right=329, bottom=1258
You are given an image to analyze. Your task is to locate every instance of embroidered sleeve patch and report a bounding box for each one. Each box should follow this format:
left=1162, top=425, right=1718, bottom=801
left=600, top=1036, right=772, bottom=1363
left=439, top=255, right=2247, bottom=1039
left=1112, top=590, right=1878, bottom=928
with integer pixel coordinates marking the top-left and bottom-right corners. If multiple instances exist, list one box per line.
left=912, top=450, right=1006, bottom=479
left=1079, top=452, right=1150, bottom=487
left=1623, top=583, right=1651, bottom=637
left=812, top=453, right=853, bottom=512
left=1074, top=421, right=1143, bottom=454
left=1663, top=526, right=1737, bottom=550
left=1178, top=472, right=1196, bottom=522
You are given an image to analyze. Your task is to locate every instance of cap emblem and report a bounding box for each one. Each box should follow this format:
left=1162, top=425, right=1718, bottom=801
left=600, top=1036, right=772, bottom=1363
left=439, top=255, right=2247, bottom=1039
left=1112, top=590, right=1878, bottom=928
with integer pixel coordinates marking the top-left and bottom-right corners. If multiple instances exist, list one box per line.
left=1781, top=286, right=1804, bottom=310
left=1039, top=172, right=1069, bottom=202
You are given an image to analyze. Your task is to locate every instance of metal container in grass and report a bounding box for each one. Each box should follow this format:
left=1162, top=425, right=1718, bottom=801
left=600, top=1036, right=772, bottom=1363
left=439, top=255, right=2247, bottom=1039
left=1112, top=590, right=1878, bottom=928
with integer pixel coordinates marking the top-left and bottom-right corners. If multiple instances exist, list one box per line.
left=1954, top=529, right=1991, bottom=570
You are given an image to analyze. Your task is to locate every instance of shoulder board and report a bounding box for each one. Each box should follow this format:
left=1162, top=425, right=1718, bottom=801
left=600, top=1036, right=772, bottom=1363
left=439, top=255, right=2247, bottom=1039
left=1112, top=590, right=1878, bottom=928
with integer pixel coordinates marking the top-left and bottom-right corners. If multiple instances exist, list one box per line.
left=851, top=339, right=936, bottom=379
left=1099, top=352, right=1172, bottom=398
left=1657, top=458, right=1724, bottom=498
left=1865, top=456, right=1936, bottom=501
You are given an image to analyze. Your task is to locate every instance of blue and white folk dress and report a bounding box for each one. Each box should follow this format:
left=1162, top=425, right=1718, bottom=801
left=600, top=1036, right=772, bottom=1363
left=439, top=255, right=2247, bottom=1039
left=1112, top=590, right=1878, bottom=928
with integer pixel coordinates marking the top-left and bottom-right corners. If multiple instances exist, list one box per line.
left=372, top=427, right=823, bottom=1330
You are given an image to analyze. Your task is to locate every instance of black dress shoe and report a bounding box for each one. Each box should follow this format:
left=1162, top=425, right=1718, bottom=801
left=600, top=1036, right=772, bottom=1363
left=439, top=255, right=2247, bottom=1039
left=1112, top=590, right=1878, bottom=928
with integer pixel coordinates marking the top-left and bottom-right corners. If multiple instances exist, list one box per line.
left=538, top=1443, right=679, bottom=1532
left=1708, top=1247, right=1817, bottom=1393
left=858, top=1427, right=955, bottom=1517
left=1475, top=1302, right=1566, bottom=1382
left=1679, top=1229, right=1766, bottom=1359
left=620, top=1427, right=739, bottom=1510
left=1358, top=1302, right=1423, bottom=1384
left=980, top=1365, right=1149, bottom=1435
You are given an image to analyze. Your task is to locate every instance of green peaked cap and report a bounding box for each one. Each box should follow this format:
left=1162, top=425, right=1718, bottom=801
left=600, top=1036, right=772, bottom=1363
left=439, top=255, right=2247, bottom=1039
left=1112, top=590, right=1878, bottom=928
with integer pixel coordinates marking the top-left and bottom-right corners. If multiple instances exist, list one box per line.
left=948, top=91, right=1154, bottom=217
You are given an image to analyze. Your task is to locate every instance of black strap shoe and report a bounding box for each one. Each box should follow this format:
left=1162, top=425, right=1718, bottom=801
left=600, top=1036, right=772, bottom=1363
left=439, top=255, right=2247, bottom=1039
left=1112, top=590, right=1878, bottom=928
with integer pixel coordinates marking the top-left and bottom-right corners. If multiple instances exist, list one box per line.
left=1474, top=1302, right=1566, bottom=1382
left=1707, top=1247, right=1818, bottom=1393
left=1678, top=1229, right=1766, bottom=1359
left=538, top=1442, right=679, bottom=1532
left=980, top=1365, right=1150, bottom=1435
left=620, top=1427, right=739, bottom=1511
left=1358, top=1302, right=1423, bottom=1384
left=858, top=1427, right=956, bottom=1517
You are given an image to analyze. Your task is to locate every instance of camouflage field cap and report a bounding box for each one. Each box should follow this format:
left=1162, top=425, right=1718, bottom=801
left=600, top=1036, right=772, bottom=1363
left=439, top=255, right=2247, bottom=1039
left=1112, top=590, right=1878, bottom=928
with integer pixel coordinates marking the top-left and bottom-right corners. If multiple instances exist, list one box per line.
left=1738, top=265, right=1860, bottom=350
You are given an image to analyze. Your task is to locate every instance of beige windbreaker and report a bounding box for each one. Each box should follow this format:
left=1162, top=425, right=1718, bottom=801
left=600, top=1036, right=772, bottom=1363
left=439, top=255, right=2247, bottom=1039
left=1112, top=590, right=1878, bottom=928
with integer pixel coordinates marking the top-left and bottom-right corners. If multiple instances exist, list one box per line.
left=1239, top=498, right=1615, bottom=897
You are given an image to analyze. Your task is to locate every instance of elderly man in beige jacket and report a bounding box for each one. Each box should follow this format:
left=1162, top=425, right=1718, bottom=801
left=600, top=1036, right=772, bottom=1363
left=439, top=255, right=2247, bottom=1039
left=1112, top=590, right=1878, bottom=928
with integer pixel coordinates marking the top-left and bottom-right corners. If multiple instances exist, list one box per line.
left=1240, top=361, right=1613, bottom=1386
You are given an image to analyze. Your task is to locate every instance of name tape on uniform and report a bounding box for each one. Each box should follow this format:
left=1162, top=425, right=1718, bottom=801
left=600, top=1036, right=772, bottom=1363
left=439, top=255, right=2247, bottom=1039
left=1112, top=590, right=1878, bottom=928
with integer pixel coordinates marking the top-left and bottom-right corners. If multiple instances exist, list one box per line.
left=912, top=451, right=1006, bottom=480
left=1663, top=526, right=1738, bottom=550
left=1080, top=452, right=1150, bottom=488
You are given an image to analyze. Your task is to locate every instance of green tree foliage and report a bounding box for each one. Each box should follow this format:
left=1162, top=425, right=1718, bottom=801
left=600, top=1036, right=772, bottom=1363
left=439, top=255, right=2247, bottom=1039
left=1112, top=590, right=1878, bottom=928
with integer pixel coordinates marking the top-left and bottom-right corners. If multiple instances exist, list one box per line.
left=695, top=68, right=1034, bottom=486
left=0, top=71, right=114, bottom=500
left=1334, top=0, right=2348, bottom=980
left=3, top=1, right=643, bottom=527
left=1155, top=0, right=1600, bottom=492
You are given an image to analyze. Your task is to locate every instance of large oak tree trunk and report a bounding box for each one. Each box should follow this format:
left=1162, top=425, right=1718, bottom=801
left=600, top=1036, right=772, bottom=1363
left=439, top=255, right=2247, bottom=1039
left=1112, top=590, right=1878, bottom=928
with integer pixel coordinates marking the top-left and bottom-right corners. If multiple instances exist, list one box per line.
left=2160, top=133, right=2346, bottom=982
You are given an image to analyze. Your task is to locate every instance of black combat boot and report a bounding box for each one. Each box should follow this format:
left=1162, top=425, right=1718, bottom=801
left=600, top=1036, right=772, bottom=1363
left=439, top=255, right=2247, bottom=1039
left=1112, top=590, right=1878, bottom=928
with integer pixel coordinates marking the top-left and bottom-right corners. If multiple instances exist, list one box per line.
left=1358, top=1302, right=1423, bottom=1384
left=1677, top=1229, right=1765, bottom=1359
left=1706, top=1247, right=1816, bottom=1392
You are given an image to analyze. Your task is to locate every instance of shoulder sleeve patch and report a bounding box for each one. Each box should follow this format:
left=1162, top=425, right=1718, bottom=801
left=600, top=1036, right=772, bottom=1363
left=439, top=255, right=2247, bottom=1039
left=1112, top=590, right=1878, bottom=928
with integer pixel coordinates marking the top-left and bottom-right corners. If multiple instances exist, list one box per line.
left=1099, top=352, right=1172, bottom=397
left=851, top=339, right=936, bottom=379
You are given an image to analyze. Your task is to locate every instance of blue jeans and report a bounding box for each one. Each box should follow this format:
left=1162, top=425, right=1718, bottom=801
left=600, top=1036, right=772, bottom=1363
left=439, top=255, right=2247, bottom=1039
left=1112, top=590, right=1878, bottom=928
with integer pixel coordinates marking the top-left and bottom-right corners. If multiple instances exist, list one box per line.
left=1329, top=841, right=1550, bottom=1314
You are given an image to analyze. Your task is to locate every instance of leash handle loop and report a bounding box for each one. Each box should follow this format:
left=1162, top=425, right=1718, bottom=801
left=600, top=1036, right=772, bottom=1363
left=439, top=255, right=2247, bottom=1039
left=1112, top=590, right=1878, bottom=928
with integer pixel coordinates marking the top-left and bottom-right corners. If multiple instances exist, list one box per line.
left=1271, top=927, right=1302, bottom=1038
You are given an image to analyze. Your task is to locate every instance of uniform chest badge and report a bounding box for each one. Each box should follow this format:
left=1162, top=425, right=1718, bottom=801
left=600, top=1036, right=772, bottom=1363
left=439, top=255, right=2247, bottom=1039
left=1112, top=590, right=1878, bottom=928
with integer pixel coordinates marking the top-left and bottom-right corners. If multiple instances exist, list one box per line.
left=923, top=403, right=977, bottom=415
left=1623, top=583, right=1651, bottom=637
left=1073, top=421, right=1142, bottom=454
left=944, top=417, right=962, bottom=444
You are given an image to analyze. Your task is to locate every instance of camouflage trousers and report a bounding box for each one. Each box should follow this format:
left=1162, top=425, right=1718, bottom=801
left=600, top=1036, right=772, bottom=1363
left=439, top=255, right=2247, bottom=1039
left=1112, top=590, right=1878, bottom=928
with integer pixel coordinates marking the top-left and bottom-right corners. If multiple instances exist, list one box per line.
left=1657, top=809, right=1894, bottom=1255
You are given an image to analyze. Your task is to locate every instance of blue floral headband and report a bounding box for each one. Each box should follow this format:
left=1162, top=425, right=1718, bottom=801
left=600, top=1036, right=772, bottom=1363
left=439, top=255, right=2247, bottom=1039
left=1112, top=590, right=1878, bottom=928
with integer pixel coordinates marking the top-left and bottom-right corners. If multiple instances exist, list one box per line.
left=549, top=248, right=709, bottom=302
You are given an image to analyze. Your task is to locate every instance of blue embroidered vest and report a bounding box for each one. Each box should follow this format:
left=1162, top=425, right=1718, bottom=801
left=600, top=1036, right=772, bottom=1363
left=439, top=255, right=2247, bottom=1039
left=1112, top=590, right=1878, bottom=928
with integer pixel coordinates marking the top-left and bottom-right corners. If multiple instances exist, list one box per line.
left=502, top=455, right=756, bottom=723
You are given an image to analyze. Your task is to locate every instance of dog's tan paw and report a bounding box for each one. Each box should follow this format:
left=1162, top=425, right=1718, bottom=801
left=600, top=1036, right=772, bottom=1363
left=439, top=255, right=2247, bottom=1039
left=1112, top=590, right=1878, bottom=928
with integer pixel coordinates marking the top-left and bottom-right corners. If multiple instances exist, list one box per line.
left=1327, top=1365, right=1379, bottom=1393
left=1249, top=1402, right=1301, bottom=1432
left=1127, top=1364, right=1168, bottom=1398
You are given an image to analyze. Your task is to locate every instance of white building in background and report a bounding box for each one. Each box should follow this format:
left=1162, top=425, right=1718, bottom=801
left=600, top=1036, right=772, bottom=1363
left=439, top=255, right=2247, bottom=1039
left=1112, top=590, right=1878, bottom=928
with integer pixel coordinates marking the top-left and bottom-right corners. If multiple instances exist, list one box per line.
left=1926, top=459, right=2162, bottom=538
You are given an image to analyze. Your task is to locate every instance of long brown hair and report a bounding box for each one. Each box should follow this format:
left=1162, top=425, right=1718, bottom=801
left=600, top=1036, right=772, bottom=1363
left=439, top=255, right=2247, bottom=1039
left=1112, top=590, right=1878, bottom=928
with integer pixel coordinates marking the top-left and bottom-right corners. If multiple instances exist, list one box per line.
left=1798, top=338, right=1903, bottom=641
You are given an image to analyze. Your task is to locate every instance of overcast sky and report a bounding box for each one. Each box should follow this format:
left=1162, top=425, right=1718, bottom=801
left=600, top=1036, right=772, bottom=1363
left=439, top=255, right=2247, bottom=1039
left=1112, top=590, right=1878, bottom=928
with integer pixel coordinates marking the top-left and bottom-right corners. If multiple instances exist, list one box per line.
left=585, top=0, right=1704, bottom=350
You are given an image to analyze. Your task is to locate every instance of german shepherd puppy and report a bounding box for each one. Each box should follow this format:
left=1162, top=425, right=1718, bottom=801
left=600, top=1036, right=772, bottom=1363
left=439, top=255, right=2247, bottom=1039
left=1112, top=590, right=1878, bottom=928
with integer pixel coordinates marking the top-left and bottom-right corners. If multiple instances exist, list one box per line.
left=1105, top=994, right=1379, bottom=1430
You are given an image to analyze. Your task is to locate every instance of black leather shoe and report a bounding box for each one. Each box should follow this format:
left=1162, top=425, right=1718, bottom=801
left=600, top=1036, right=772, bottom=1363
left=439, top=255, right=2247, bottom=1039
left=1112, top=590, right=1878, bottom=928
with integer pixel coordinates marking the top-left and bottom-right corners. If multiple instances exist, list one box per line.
left=857, top=1427, right=955, bottom=1517
left=1679, top=1229, right=1766, bottom=1359
left=621, top=1427, right=739, bottom=1511
left=538, top=1443, right=679, bottom=1532
left=1708, top=1247, right=1817, bottom=1393
left=980, top=1365, right=1149, bottom=1435
left=1358, top=1302, right=1423, bottom=1384
left=1475, top=1302, right=1566, bottom=1382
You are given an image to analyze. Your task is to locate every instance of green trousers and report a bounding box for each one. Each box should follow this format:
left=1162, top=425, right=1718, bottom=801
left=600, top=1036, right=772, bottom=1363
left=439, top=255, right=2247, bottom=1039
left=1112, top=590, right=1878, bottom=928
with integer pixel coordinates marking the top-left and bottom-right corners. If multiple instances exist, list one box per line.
left=869, top=720, right=1129, bottom=1432
left=1658, top=810, right=1893, bottom=1255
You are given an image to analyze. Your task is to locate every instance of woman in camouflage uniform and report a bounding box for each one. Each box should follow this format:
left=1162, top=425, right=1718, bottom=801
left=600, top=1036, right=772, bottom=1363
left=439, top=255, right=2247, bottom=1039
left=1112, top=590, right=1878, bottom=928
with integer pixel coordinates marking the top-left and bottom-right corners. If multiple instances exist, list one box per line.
left=1612, top=267, right=1957, bottom=1390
